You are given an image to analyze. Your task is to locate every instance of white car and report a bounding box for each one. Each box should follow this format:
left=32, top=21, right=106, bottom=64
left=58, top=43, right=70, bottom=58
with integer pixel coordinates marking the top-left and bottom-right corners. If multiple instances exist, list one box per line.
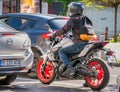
left=0, top=22, right=33, bottom=85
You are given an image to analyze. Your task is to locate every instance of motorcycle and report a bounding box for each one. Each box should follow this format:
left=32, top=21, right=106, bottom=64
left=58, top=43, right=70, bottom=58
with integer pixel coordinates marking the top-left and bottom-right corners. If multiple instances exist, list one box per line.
left=36, top=34, right=113, bottom=90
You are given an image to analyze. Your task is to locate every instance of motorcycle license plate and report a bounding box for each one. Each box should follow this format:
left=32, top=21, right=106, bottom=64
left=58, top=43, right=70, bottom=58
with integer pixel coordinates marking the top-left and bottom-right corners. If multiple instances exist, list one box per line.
left=107, top=55, right=117, bottom=63
left=0, top=59, right=21, bottom=66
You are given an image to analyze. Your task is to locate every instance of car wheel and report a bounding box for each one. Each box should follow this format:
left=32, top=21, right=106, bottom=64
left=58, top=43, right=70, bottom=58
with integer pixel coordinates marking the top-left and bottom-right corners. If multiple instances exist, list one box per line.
left=0, top=75, right=17, bottom=85
left=27, top=51, right=41, bottom=79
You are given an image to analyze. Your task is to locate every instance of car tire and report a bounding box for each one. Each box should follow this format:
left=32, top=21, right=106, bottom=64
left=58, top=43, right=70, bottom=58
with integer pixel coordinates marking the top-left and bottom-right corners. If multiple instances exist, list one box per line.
left=0, top=75, right=17, bottom=85
left=27, top=51, right=41, bottom=79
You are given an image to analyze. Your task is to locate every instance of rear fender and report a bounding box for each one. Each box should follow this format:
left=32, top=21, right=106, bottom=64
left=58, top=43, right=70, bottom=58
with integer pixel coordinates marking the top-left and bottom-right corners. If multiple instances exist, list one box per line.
left=78, top=44, right=94, bottom=57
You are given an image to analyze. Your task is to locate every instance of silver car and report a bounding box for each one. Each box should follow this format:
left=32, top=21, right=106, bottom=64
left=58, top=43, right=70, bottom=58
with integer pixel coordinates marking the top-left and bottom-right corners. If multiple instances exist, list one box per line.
left=0, top=22, right=33, bottom=85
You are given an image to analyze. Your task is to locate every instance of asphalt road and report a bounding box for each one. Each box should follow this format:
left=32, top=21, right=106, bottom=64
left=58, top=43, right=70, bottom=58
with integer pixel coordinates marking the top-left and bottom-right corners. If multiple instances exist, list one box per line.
left=0, top=65, right=120, bottom=92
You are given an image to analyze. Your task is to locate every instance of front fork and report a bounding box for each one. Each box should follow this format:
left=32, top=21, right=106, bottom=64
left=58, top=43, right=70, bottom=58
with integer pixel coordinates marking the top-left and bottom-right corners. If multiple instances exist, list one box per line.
left=41, top=53, right=58, bottom=72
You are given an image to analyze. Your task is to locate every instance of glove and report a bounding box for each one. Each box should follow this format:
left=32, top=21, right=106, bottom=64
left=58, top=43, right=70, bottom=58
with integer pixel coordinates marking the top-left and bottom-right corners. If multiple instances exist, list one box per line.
left=49, top=35, right=55, bottom=41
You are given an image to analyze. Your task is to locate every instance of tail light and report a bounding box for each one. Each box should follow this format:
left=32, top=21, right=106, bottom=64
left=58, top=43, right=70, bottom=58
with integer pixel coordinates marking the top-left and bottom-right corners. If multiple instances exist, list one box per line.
left=41, top=32, right=52, bottom=39
left=1, top=33, right=15, bottom=36
left=93, top=35, right=98, bottom=42
left=41, top=30, right=63, bottom=39
left=62, top=17, right=69, bottom=20
left=102, top=42, right=109, bottom=46
left=41, top=31, right=56, bottom=39
left=106, top=51, right=114, bottom=56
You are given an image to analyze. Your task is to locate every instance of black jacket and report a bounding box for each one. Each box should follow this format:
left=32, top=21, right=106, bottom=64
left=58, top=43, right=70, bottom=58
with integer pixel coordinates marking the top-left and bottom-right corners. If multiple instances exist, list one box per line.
left=54, top=14, right=94, bottom=42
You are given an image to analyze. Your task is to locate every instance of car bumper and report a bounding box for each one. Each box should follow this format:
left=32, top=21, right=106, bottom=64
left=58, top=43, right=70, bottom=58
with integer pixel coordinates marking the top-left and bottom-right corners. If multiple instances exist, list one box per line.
left=0, top=48, right=33, bottom=75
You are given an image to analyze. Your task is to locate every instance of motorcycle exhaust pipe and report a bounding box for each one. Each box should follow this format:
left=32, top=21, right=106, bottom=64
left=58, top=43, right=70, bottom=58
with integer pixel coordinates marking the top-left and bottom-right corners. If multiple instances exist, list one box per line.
left=77, top=68, right=91, bottom=76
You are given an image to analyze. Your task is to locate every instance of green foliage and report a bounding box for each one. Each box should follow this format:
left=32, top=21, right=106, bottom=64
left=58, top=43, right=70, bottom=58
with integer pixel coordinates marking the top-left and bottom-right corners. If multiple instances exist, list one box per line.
left=117, top=59, right=120, bottom=63
left=109, top=38, right=115, bottom=43
left=43, top=0, right=80, bottom=15
left=81, top=0, right=120, bottom=7
left=43, top=0, right=54, bottom=3
left=117, top=34, right=120, bottom=42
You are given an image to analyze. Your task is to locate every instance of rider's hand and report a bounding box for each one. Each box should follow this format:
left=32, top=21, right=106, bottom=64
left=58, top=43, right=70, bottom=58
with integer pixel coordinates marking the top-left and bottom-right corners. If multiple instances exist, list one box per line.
left=49, top=35, right=55, bottom=41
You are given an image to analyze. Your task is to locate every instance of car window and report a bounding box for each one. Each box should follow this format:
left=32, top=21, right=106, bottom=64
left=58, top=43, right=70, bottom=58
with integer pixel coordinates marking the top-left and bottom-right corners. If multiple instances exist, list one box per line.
left=4, top=17, right=22, bottom=29
left=47, top=18, right=68, bottom=30
left=0, top=17, right=8, bottom=23
left=43, top=23, right=50, bottom=29
left=21, top=19, right=28, bottom=24
left=4, top=17, right=37, bottom=30
left=19, top=19, right=36, bottom=30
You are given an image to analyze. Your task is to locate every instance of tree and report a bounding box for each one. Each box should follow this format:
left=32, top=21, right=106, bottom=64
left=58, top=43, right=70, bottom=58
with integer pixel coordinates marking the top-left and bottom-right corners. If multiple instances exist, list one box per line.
left=81, top=0, right=120, bottom=42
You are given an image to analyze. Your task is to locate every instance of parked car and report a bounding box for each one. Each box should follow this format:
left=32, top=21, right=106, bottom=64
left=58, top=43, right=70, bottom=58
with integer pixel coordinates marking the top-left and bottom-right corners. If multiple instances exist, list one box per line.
left=0, top=21, right=33, bottom=85
left=0, top=13, right=69, bottom=78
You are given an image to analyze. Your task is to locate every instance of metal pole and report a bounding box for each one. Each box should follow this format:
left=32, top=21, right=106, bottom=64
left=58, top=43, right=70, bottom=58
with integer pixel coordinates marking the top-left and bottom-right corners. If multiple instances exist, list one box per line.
left=9, top=0, right=11, bottom=13
left=39, top=0, right=42, bottom=13
left=16, top=0, right=20, bottom=13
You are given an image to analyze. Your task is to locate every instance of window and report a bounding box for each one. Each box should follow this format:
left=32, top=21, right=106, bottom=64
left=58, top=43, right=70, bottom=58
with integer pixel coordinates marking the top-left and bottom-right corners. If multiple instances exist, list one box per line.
left=3, top=0, right=16, bottom=14
left=4, top=17, right=37, bottom=30
left=43, top=23, right=50, bottom=29
left=48, top=18, right=68, bottom=30
left=6, top=17, right=23, bottom=29
left=0, top=17, right=8, bottom=23
left=20, top=19, right=36, bottom=30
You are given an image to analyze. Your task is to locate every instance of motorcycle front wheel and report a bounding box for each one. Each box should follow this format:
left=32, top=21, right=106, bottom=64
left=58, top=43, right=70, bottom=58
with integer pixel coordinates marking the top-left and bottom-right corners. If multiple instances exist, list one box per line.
left=85, top=58, right=110, bottom=90
left=36, top=58, right=56, bottom=84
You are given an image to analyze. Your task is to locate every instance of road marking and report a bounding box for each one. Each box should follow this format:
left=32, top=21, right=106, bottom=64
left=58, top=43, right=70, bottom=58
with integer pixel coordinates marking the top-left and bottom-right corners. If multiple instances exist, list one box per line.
left=13, top=81, right=40, bottom=85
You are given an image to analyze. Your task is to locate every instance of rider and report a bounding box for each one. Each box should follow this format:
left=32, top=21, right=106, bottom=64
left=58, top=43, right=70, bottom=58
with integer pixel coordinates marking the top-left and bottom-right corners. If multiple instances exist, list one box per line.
left=50, top=2, right=95, bottom=78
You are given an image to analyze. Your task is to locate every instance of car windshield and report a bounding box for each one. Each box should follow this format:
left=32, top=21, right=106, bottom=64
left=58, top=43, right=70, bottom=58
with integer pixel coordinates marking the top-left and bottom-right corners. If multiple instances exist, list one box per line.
left=48, top=18, right=69, bottom=30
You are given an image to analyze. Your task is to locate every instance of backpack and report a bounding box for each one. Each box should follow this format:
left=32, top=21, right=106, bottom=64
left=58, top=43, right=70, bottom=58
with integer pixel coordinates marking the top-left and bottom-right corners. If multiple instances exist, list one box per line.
left=78, top=16, right=95, bottom=41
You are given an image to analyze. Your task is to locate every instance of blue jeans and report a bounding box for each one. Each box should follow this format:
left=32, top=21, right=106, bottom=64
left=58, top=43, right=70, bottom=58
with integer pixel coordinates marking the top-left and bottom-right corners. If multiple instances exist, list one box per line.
left=59, top=42, right=88, bottom=66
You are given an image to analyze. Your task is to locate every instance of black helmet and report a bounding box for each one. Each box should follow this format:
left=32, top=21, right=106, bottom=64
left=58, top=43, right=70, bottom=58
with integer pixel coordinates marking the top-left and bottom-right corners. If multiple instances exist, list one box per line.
left=67, top=2, right=84, bottom=16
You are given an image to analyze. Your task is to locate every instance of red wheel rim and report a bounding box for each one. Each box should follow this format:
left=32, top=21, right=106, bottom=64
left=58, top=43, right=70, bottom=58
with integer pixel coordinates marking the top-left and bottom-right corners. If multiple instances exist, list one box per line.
left=37, top=58, right=55, bottom=83
left=86, top=61, right=104, bottom=87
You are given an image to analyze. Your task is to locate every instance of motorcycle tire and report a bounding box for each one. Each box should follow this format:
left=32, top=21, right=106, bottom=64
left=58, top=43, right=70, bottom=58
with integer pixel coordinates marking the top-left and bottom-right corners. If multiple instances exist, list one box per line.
left=85, top=58, right=110, bottom=90
left=36, top=58, right=56, bottom=84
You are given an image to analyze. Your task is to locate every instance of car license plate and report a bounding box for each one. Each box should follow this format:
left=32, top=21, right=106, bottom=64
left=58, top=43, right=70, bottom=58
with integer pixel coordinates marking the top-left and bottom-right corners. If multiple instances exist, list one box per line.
left=107, top=55, right=117, bottom=63
left=0, top=59, right=21, bottom=66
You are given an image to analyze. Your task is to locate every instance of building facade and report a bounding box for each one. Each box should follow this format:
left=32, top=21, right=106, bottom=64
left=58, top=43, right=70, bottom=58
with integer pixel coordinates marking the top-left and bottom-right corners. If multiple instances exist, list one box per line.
left=0, top=0, right=41, bottom=14
left=84, top=7, right=120, bottom=37
left=0, top=1, right=120, bottom=37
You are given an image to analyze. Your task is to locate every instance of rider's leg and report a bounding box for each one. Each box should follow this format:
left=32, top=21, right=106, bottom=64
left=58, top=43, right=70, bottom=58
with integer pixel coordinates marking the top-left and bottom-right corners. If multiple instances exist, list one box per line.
left=59, top=42, right=88, bottom=76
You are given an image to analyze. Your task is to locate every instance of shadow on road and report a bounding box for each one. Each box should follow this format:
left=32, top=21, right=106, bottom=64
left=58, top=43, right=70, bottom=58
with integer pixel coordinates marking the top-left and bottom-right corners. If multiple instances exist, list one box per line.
left=0, top=83, right=100, bottom=92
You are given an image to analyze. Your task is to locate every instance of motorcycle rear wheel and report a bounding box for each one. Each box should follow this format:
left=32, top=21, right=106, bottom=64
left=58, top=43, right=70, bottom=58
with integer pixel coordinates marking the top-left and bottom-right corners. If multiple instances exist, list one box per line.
left=85, top=58, right=110, bottom=90
left=36, top=58, right=56, bottom=84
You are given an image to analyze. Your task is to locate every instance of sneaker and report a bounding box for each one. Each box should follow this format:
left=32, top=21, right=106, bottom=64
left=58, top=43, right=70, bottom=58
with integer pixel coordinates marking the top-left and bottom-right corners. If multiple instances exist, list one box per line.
left=83, top=82, right=88, bottom=87
left=61, top=64, right=75, bottom=77
left=58, top=64, right=66, bottom=76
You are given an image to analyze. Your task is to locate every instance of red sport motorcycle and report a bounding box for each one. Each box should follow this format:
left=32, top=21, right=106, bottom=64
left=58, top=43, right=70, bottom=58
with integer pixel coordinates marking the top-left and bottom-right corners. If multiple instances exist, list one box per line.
left=36, top=34, right=115, bottom=90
